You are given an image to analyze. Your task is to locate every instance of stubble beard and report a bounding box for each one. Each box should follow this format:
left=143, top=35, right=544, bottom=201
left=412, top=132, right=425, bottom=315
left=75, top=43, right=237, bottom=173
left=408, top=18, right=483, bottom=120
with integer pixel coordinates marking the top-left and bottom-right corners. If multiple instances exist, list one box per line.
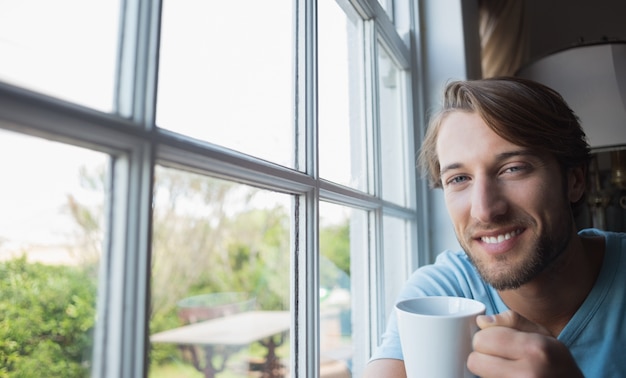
left=460, top=215, right=572, bottom=291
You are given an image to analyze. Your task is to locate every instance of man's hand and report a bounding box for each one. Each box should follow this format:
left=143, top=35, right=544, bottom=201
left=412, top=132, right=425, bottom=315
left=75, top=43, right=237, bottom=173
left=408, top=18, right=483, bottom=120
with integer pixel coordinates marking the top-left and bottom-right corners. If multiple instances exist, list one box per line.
left=467, top=310, right=584, bottom=378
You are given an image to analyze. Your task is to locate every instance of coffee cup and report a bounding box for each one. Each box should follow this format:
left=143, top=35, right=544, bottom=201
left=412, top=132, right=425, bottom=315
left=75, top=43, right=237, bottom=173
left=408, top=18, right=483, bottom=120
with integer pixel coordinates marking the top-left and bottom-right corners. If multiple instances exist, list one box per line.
left=395, top=296, right=486, bottom=378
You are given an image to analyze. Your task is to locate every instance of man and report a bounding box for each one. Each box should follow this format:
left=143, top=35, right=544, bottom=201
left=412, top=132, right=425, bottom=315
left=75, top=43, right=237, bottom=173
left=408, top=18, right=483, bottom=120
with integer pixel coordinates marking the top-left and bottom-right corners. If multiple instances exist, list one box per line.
left=364, top=77, right=626, bottom=377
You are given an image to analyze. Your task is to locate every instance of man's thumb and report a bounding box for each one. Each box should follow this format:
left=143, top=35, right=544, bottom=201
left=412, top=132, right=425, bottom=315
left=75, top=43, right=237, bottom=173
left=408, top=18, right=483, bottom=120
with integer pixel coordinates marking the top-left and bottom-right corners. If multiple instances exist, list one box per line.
left=476, top=310, right=551, bottom=336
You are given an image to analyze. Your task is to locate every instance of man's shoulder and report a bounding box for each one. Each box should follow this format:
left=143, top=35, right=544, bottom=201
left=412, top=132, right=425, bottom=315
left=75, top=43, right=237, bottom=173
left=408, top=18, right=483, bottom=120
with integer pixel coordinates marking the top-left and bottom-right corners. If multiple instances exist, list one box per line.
left=578, top=227, right=626, bottom=239
left=433, top=248, right=474, bottom=267
left=578, top=228, right=626, bottom=253
left=411, top=249, right=477, bottom=278
left=405, top=249, right=483, bottom=291
left=399, top=249, right=502, bottom=310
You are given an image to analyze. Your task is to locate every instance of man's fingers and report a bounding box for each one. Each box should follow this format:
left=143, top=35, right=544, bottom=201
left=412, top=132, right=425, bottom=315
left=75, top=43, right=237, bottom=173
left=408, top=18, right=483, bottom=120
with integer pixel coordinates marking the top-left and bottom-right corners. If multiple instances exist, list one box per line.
left=476, top=310, right=551, bottom=336
left=472, top=325, right=534, bottom=358
left=467, top=349, right=516, bottom=378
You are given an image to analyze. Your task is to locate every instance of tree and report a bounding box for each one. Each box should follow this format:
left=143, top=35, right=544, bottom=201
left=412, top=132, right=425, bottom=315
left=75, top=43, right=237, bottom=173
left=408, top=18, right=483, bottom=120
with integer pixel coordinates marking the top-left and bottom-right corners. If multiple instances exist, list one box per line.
left=150, top=167, right=290, bottom=317
left=0, top=257, right=96, bottom=377
left=319, top=222, right=351, bottom=287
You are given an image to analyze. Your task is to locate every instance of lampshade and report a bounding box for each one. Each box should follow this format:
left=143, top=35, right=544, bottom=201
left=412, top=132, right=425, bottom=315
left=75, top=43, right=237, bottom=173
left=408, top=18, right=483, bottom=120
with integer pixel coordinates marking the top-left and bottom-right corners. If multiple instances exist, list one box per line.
left=516, top=42, right=626, bottom=151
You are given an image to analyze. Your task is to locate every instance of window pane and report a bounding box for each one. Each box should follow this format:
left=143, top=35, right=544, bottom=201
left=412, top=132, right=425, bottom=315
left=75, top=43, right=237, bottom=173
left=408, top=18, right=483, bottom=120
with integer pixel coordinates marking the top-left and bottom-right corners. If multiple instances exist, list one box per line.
left=319, top=202, right=363, bottom=377
left=318, top=1, right=367, bottom=190
left=149, top=167, right=292, bottom=377
left=156, top=1, right=294, bottom=168
left=0, top=0, right=120, bottom=111
left=0, top=128, right=108, bottom=376
left=378, top=46, right=407, bottom=205
left=382, top=215, right=409, bottom=319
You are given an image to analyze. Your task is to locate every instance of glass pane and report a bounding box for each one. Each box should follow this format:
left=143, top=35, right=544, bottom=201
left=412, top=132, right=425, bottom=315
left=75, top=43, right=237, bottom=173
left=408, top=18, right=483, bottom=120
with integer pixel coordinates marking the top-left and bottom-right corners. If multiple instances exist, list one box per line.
left=318, top=1, right=367, bottom=190
left=0, top=0, right=120, bottom=112
left=157, top=1, right=294, bottom=168
left=382, top=215, right=409, bottom=319
left=149, top=167, right=292, bottom=377
left=0, top=128, right=108, bottom=376
left=319, top=202, right=363, bottom=378
left=378, top=46, right=407, bottom=205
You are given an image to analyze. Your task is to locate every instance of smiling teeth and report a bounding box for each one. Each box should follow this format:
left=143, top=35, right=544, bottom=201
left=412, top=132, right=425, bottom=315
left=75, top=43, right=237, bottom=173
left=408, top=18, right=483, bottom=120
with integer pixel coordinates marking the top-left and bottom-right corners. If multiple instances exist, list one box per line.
left=481, top=229, right=521, bottom=244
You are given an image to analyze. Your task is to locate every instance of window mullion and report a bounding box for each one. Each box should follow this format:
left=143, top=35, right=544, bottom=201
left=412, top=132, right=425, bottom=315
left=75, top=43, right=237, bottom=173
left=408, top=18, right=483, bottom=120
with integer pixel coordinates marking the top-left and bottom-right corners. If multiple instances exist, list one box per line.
left=115, top=0, right=161, bottom=126
left=364, top=18, right=389, bottom=361
left=294, top=0, right=320, bottom=377
left=110, top=0, right=159, bottom=377
left=98, top=143, right=153, bottom=378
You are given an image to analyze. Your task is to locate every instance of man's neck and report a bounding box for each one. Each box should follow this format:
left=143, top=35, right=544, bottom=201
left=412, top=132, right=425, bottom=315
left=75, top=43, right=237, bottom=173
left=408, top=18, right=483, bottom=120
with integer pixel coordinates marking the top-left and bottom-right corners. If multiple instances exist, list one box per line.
left=497, top=234, right=605, bottom=337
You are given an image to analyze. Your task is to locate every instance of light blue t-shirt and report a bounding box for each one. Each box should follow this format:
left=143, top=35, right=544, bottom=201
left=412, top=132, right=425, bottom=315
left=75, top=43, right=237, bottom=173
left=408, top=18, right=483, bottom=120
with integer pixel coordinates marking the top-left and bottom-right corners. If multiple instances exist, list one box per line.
left=371, top=229, right=626, bottom=377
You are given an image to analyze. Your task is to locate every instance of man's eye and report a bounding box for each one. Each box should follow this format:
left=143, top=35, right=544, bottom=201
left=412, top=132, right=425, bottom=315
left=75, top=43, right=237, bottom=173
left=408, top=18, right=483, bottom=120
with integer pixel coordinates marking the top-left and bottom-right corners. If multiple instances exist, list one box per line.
left=446, top=175, right=469, bottom=186
left=503, top=164, right=528, bottom=174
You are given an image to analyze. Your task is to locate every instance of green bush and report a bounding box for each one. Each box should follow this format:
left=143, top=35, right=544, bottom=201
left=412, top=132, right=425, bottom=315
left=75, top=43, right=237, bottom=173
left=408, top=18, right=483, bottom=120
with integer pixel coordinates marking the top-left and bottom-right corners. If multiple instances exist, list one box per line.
left=0, top=257, right=96, bottom=377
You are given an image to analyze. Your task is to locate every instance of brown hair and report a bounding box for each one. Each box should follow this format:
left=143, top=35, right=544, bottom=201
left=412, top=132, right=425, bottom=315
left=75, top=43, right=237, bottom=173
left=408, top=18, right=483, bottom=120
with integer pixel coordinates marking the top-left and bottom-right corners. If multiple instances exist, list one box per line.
left=418, top=77, right=591, bottom=192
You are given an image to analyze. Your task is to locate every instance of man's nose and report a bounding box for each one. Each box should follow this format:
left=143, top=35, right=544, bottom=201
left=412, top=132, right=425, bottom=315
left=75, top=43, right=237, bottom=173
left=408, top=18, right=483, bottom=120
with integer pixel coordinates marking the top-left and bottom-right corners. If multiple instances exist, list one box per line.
left=470, top=177, right=507, bottom=223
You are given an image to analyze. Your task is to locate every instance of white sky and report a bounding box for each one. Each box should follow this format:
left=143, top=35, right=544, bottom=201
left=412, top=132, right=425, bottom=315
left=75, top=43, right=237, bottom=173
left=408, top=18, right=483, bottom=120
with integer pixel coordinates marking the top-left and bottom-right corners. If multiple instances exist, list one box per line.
left=0, top=0, right=119, bottom=111
left=0, top=129, right=107, bottom=250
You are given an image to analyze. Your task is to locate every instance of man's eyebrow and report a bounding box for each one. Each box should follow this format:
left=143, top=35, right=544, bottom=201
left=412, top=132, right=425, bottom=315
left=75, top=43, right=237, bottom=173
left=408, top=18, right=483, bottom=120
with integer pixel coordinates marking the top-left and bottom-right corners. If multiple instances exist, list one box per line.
left=439, top=149, right=539, bottom=176
left=439, top=162, right=462, bottom=177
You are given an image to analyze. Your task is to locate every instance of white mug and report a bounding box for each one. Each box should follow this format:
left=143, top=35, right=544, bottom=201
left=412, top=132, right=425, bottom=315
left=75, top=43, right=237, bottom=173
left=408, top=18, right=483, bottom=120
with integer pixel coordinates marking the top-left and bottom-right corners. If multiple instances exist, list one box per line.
left=396, top=296, right=486, bottom=378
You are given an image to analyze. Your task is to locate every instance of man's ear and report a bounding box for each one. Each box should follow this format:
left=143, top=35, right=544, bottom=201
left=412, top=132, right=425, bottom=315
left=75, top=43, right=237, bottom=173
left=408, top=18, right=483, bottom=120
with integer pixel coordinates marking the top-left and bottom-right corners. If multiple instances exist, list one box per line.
left=568, top=165, right=587, bottom=203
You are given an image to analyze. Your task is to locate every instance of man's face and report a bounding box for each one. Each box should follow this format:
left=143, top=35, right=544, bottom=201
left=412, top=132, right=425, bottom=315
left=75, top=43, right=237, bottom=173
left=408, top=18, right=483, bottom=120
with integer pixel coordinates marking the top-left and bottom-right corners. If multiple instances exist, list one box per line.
left=436, top=111, right=581, bottom=290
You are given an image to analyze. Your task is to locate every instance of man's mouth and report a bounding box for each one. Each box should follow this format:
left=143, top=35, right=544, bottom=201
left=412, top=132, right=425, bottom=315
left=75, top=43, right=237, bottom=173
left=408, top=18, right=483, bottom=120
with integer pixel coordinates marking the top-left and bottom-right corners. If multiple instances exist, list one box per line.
left=480, top=229, right=523, bottom=244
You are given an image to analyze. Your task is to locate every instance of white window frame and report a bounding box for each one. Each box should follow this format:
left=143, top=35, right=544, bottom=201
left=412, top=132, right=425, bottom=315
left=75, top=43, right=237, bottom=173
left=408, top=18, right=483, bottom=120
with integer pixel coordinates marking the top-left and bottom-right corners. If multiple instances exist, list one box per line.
left=0, top=0, right=424, bottom=376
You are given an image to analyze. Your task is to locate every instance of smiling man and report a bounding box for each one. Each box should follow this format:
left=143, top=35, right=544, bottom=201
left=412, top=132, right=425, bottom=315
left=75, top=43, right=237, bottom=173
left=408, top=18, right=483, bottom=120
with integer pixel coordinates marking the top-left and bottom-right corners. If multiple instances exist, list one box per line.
left=363, top=77, right=626, bottom=377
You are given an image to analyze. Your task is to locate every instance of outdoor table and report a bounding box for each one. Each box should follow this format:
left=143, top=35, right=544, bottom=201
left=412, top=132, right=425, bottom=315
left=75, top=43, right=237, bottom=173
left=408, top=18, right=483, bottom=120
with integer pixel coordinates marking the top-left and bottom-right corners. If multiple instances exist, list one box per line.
left=151, top=310, right=290, bottom=378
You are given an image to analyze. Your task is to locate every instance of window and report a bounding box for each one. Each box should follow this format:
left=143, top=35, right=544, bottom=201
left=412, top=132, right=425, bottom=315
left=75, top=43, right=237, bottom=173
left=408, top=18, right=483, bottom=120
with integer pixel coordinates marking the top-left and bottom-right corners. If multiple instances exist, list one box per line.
left=149, top=167, right=292, bottom=376
left=318, top=0, right=365, bottom=190
left=0, top=0, right=418, bottom=377
left=0, top=0, right=119, bottom=111
left=319, top=201, right=365, bottom=375
left=0, top=129, right=108, bottom=377
left=156, top=0, right=294, bottom=167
